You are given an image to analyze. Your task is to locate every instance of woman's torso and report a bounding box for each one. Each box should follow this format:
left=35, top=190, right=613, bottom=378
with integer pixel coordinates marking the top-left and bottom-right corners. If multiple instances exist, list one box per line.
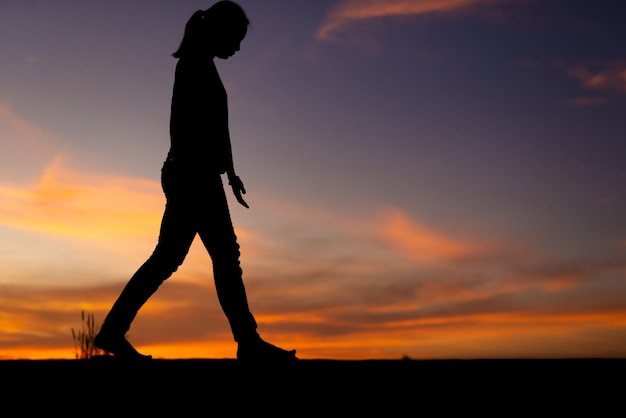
left=167, top=55, right=230, bottom=181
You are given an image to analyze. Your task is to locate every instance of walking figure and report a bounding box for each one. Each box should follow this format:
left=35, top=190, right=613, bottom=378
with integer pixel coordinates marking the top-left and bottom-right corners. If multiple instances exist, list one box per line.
left=95, top=1, right=297, bottom=362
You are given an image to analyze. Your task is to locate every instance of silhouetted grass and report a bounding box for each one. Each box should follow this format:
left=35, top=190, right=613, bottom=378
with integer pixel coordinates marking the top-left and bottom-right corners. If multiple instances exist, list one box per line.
left=71, top=310, right=105, bottom=359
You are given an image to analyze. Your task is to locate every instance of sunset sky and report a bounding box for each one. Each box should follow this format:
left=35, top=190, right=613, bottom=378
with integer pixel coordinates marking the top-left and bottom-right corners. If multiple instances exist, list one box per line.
left=1, top=0, right=625, bottom=360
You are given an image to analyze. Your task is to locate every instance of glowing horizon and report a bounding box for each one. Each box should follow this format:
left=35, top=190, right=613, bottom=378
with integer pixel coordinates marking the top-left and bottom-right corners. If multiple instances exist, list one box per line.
left=1, top=0, right=625, bottom=360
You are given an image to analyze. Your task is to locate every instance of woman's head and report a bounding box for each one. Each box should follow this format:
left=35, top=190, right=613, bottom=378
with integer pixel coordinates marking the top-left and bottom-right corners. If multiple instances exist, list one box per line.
left=172, top=1, right=249, bottom=59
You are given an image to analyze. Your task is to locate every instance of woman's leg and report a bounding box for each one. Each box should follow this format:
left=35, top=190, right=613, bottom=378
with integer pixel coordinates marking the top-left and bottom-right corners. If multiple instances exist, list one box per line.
left=96, top=198, right=197, bottom=357
left=197, top=178, right=297, bottom=361
left=196, top=178, right=257, bottom=342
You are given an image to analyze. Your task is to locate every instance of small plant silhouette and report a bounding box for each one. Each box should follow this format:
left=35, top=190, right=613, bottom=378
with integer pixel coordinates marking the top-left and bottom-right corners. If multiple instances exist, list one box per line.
left=71, top=310, right=106, bottom=359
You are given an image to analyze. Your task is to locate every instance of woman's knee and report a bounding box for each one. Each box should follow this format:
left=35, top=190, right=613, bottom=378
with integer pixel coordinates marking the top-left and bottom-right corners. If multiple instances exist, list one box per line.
left=144, top=249, right=188, bottom=277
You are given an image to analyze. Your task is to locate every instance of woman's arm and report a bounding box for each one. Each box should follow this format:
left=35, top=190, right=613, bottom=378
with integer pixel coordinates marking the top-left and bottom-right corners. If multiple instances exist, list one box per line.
left=224, top=131, right=248, bottom=208
left=227, top=171, right=249, bottom=209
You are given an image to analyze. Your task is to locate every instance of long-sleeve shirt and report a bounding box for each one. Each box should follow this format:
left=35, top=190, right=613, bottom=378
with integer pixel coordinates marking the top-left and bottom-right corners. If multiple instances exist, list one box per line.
left=167, top=55, right=234, bottom=181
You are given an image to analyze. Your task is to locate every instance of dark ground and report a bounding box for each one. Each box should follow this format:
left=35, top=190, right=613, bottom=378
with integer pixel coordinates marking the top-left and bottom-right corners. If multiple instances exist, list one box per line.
left=2, top=358, right=623, bottom=415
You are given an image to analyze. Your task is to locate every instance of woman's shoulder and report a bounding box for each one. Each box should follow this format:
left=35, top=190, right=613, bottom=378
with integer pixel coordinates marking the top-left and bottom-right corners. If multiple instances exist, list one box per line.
left=173, top=56, right=223, bottom=99
left=176, top=53, right=214, bottom=67
left=175, top=55, right=217, bottom=79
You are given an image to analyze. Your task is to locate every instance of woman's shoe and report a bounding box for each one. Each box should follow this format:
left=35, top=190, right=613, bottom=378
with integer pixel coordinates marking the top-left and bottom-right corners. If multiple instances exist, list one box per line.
left=94, top=332, right=152, bottom=360
left=237, top=335, right=297, bottom=362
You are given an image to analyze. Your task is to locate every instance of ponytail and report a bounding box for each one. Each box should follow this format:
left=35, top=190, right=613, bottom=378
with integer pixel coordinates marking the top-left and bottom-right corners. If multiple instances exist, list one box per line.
left=172, top=9, right=205, bottom=58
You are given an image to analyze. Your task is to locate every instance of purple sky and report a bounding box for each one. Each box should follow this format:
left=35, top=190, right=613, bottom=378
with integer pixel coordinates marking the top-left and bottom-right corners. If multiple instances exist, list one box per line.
left=1, top=0, right=625, bottom=359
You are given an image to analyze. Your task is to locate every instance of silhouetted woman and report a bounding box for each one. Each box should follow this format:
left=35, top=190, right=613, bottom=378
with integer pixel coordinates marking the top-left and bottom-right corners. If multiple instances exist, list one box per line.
left=94, top=1, right=297, bottom=362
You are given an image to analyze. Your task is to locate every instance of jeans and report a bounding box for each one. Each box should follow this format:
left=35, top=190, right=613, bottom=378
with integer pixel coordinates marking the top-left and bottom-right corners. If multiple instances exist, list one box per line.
left=99, top=163, right=257, bottom=342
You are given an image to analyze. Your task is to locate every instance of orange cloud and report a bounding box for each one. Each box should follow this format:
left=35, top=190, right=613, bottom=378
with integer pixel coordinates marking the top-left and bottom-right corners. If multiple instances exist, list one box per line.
left=2, top=163, right=625, bottom=360
left=2, top=241, right=626, bottom=360
left=0, top=155, right=163, bottom=241
left=3, top=276, right=626, bottom=361
left=376, top=209, right=486, bottom=262
left=317, top=0, right=495, bottom=42
left=567, top=61, right=626, bottom=95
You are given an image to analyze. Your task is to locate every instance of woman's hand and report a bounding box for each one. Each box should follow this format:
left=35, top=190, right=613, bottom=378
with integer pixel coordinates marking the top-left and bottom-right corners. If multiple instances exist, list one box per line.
left=228, top=175, right=249, bottom=208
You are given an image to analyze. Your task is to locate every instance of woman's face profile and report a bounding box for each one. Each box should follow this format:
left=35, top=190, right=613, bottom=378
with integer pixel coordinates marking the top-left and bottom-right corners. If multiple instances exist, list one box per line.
left=212, top=24, right=247, bottom=59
